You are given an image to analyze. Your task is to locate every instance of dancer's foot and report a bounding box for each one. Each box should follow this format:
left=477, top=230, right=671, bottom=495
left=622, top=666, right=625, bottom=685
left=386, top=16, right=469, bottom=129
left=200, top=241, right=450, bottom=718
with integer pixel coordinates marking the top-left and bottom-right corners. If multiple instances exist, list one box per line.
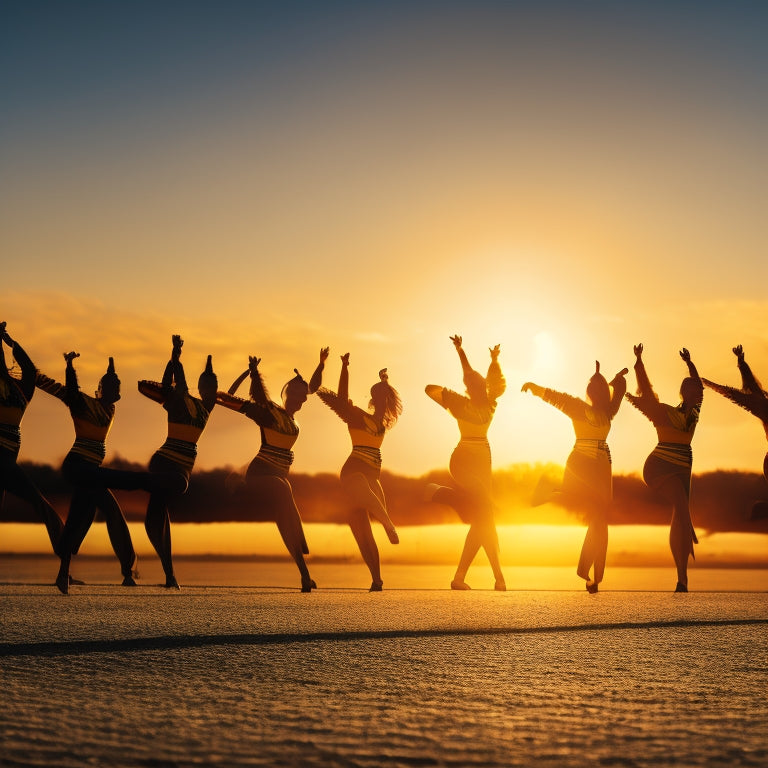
left=130, top=554, right=140, bottom=580
left=369, top=580, right=383, bottom=592
left=68, top=575, right=85, bottom=586
left=164, top=575, right=180, bottom=590
left=56, top=572, right=69, bottom=595
left=494, top=580, right=507, bottom=592
left=675, top=581, right=688, bottom=593
left=122, top=575, right=138, bottom=587
left=451, top=580, right=471, bottom=590
left=585, top=580, right=599, bottom=594
left=386, top=527, right=399, bottom=545
left=301, top=578, right=317, bottom=593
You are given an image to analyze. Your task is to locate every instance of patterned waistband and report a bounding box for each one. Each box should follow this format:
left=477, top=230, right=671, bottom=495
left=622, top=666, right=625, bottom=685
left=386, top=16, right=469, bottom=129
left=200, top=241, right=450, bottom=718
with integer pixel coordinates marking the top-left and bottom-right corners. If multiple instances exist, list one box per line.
left=255, top=444, right=294, bottom=475
left=651, top=442, right=693, bottom=468
left=574, top=438, right=612, bottom=463
left=351, top=445, right=382, bottom=469
left=157, top=438, right=198, bottom=472
left=0, top=423, right=21, bottom=453
left=70, top=437, right=106, bottom=464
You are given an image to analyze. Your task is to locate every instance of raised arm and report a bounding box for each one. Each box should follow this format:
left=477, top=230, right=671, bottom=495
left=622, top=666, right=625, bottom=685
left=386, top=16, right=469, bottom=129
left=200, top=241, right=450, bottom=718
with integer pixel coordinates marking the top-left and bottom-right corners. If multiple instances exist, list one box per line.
left=734, top=345, right=764, bottom=394
left=607, top=368, right=629, bottom=419
left=679, top=348, right=701, bottom=385
left=451, top=335, right=474, bottom=378
left=308, top=347, right=329, bottom=395
left=632, top=344, right=658, bottom=401
left=1, top=324, right=37, bottom=401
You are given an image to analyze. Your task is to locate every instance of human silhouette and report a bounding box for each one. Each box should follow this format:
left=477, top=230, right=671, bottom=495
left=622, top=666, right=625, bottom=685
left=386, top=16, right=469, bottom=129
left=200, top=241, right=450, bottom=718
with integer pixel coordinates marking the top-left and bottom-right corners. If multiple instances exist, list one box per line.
left=317, top=354, right=402, bottom=591
left=626, top=344, right=703, bottom=592
left=138, top=335, right=217, bottom=588
left=702, top=345, right=768, bottom=519
left=215, top=348, right=328, bottom=592
left=425, top=336, right=507, bottom=591
left=522, top=361, right=627, bottom=593
left=35, top=351, right=150, bottom=593
left=0, top=322, right=64, bottom=551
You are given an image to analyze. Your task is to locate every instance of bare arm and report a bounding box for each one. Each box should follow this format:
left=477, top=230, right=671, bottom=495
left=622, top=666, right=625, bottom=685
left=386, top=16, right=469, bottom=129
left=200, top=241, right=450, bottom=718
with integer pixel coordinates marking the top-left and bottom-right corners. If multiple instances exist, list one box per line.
left=451, top=335, right=473, bottom=378
left=734, top=345, right=763, bottom=394
left=680, top=348, right=701, bottom=385
left=308, top=347, right=329, bottom=395
left=227, top=369, right=250, bottom=396
left=607, top=368, right=629, bottom=419
left=2, top=327, right=37, bottom=401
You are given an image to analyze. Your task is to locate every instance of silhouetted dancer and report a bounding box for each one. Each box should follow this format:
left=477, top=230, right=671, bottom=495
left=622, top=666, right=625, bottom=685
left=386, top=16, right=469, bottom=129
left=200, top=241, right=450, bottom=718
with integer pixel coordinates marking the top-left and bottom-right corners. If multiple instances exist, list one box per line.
left=703, top=345, right=768, bottom=519
left=626, top=344, right=703, bottom=592
left=0, top=322, right=63, bottom=551
left=317, top=354, right=402, bottom=591
left=36, top=352, right=151, bottom=593
left=216, top=348, right=328, bottom=592
left=425, top=336, right=507, bottom=591
left=138, top=335, right=217, bottom=589
left=522, top=361, right=627, bottom=593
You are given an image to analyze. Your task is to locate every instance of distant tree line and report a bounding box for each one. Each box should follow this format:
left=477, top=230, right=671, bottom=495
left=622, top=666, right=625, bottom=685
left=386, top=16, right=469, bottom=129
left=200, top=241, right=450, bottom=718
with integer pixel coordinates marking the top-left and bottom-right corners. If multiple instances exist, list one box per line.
left=2, top=459, right=767, bottom=535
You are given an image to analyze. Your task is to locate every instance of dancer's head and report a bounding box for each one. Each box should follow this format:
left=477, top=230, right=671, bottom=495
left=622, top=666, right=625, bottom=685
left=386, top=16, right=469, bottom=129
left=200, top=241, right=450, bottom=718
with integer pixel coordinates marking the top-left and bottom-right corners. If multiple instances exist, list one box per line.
left=197, top=355, right=218, bottom=406
left=97, top=357, right=121, bottom=404
left=282, top=369, right=310, bottom=411
left=464, top=369, right=489, bottom=404
left=679, top=376, right=703, bottom=407
left=370, top=369, right=402, bottom=429
left=586, top=361, right=611, bottom=412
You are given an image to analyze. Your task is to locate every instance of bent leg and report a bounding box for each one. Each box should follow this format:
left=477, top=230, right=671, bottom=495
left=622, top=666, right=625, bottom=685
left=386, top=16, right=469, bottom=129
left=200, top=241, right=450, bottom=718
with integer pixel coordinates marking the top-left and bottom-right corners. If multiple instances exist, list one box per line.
left=348, top=508, right=382, bottom=588
left=253, top=476, right=314, bottom=590
left=1, top=457, right=63, bottom=551
left=656, top=477, right=694, bottom=590
left=98, top=488, right=138, bottom=584
left=145, top=492, right=177, bottom=588
left=342, top=471, right=398, bottom=543
left=577, top=510, right=609, bottom=587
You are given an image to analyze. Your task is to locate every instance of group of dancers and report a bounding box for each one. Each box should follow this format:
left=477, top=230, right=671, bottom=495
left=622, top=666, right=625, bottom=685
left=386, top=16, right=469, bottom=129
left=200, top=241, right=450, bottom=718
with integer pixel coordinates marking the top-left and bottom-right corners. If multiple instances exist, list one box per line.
left=2, top=320, right=767, bottom=595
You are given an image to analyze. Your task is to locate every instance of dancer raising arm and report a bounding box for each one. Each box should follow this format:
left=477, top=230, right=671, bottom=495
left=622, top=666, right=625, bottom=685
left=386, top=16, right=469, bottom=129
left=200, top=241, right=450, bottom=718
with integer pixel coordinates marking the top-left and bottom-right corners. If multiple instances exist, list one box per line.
left=626, top=344, right=703, bottom=592
left=317, top=353, right=402, bottom=591
left=36, top=351, right=148, bottom=593
left=702, top=345, right=768, bottom=519
left=139, top=335, right=217, bottom=589
left=216, top=348, right=328, bottom=592
left=425, top=336, right=507, bottom=591
left=0, top=322, right=63, bottom=552
left=522, top=361, right=627, bottom=593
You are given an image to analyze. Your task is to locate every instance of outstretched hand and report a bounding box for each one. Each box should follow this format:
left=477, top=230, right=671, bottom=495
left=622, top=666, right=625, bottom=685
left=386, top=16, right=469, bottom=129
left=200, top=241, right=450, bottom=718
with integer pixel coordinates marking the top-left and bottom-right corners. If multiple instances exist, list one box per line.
left=0, top=321, right=10, bottom=344
left=489, top=344, right=500, bottom=361
left=733, top=344, right=744, bottom=361
left=521, top=382, right=533, bottom=393
left=319, top=347, right=330, bottom=363
left=248, top=355, right=261, bottom=371
left=616, top=368, right=629, bottom=377
left=63, top=351, right=80, bottom=363
left=450, top=335, right=462, bottom=349
left=679, top=348, right=691, bottom=363
left=340, top=352, right=350, bottom=366
left=633, top=343, right=643, bottom=359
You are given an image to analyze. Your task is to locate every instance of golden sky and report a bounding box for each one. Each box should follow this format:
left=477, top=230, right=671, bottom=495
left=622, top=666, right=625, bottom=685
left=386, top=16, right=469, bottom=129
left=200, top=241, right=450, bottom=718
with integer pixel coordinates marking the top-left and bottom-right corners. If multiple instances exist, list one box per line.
left=2, top=2, right=767, bottom=478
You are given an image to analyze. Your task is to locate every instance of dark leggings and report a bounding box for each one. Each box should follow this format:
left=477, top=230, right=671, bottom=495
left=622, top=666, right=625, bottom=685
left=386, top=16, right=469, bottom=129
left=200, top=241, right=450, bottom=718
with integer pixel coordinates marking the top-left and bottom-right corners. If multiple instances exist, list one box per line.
left=58, top=454, right=161, bottom=575
left=144, top=453, right=189, bottom=582
left=0, top=446, right=63, bottom=551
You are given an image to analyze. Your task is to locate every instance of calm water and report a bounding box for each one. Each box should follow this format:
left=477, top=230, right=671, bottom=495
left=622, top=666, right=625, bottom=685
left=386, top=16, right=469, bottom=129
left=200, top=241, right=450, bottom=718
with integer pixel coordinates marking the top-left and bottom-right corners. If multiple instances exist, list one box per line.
left=1, top=559, right=767, bottom=767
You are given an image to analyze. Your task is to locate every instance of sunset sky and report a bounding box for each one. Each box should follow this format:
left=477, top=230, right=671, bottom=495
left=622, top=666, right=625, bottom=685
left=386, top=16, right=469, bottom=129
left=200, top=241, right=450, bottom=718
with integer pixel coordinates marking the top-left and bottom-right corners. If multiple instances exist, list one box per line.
left=3, top=1, right=767, bottom=481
